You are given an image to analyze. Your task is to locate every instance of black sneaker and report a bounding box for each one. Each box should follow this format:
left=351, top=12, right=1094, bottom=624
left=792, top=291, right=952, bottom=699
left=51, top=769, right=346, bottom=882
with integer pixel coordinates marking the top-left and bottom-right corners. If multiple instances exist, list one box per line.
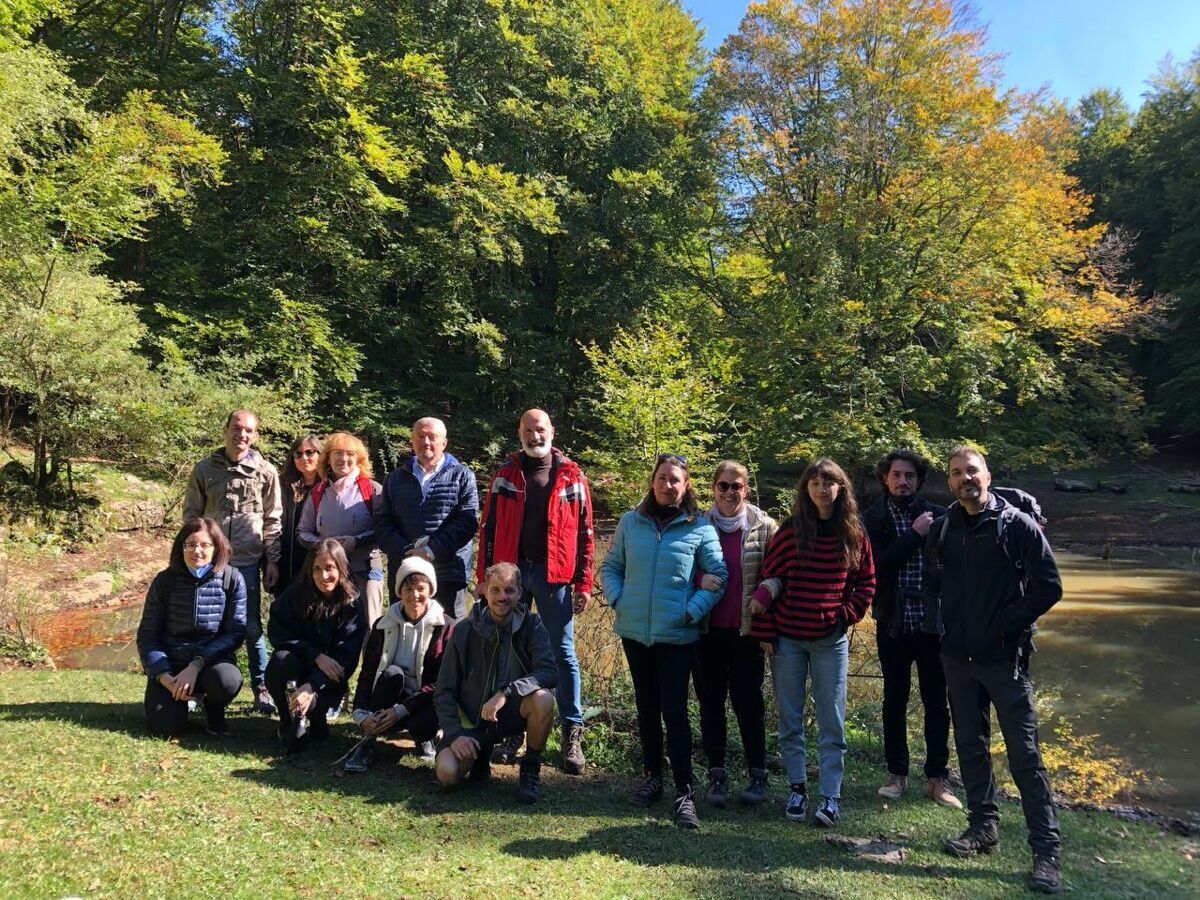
left=204, top=704, right=231, bottom=737
left=785, top=784, right=807, bottom=822
left=516, top=765, right=542, bottom=804
left=741, top=768, right=769, bottom=805
left=1030, top=855, right=1062, bottom=894
left=630, top=774, right=664, bottom=807
left=704, top=767, right=728, bottom=808
left=813, top=796, right=840, bottom=828
left=673, top=787, right=700, bottom=829
left=343, top=738, right=374, bottom=773
left=491, top=732, right=524, bottom=765
left=944, top=823, right=1000, bottom=858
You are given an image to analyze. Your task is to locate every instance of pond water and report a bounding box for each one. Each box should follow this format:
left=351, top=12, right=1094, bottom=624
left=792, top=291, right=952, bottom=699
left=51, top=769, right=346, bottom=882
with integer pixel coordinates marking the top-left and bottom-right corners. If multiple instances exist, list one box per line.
left=37, top=549, right=1200, bottom=814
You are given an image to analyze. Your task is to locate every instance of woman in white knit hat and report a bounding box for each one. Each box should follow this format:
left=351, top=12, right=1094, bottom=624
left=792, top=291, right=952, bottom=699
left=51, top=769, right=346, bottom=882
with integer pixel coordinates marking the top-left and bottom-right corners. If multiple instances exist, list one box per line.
left=343, top=556, right=457, bottom=771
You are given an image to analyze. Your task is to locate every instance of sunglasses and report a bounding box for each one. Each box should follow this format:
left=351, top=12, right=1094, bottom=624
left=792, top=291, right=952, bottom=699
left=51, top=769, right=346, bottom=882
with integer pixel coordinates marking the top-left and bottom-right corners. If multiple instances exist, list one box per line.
left=657, top=453, right=688, bottom=465
left=715, top=481, right=746, bottom=493
left=293, top=449, right=319, bottom=458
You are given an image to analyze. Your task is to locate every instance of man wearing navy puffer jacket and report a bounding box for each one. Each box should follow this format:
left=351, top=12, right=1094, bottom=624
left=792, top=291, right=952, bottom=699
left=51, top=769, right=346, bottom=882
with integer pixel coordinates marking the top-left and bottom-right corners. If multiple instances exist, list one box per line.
left=377, top=417, right=479, bottom=620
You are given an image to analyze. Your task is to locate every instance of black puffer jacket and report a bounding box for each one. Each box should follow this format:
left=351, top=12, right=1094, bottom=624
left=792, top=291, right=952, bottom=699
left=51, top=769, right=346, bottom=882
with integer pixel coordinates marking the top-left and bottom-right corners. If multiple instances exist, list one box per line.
left=137, top=566, right=247, bottom=677
left=923, top=493, right=1061, bottom=662
left=267, top=585, right=364, bottom=693
left=862, top=493, right=946, bottom=639
left=433, top=603, right=557, bottom=741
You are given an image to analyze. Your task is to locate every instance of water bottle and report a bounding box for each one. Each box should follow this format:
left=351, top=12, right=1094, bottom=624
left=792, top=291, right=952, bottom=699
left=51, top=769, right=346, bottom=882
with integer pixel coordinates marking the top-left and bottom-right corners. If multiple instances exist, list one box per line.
left=285, top=680, right=309, bottom=738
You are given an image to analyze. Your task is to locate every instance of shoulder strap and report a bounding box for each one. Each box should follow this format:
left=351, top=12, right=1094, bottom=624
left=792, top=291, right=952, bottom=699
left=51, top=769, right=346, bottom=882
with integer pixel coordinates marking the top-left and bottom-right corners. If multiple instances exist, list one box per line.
left=357, top=475, right=373, bottom=503
left=312, top=479, right=327, bottom=510
left=222, top=566, right=238, bottom=591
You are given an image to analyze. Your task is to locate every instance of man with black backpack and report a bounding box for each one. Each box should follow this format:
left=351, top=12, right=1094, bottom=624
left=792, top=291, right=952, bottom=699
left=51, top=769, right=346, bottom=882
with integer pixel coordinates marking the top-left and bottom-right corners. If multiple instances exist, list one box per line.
left=924, top=444, right=1063, bottom=894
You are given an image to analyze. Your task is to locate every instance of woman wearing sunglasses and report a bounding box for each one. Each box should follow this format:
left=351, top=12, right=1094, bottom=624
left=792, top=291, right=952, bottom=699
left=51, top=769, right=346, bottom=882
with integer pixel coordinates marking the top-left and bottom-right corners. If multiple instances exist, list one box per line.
left=694, top=461, right=779, bottom=809
left=274, top=433, right=323, bottom=595
left=600, top=454, right=727, bottom=829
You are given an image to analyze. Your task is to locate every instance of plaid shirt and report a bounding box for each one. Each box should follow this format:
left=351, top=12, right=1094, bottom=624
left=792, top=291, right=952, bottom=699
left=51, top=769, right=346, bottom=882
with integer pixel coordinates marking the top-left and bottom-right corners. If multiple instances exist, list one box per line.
left=888, top=499, right=925, bottom=634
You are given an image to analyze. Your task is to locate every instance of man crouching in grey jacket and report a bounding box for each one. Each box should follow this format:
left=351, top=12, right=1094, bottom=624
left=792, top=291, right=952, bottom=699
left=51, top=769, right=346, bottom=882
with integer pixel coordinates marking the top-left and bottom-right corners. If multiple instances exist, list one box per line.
left=434, top=562, right=557, bottom=804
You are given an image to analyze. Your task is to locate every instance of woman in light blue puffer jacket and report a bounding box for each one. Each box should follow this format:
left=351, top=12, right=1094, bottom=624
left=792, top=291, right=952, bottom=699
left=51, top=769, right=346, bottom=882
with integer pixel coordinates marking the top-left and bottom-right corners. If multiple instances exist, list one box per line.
left=600, top=454, right=727, bottom=830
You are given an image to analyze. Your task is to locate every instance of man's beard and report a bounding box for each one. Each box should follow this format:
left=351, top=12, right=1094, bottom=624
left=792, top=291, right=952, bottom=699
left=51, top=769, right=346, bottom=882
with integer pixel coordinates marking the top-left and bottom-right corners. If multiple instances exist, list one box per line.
left=521, top=441, right=552, bottom=459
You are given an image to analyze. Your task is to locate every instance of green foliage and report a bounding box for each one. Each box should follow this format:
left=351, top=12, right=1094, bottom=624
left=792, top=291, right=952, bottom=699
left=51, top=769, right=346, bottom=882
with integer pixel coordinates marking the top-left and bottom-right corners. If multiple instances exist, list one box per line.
left=580, top=319, right=722, bottom=509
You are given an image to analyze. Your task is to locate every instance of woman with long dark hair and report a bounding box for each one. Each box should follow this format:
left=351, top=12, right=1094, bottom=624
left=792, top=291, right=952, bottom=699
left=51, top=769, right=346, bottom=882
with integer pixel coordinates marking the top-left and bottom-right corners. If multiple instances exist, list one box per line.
left=274, top=433, right=323, bottom=595
left=750, top=458, right=875, bottom=828
left=137, top=517, right=246, bottom=737
left=266, top=538, right=365, bottom=753
left=600, top=454, right=727, bottom=829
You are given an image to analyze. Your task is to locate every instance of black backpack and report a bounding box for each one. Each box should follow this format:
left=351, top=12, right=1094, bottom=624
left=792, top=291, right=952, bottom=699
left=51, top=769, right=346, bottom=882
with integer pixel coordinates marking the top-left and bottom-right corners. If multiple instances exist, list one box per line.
left=934, top=486, right=1045, bottom=581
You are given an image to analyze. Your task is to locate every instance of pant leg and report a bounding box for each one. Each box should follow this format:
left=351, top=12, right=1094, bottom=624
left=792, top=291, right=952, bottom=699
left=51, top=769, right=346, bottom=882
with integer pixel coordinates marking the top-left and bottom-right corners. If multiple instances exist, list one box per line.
left=367, top=665, right=408, bottom=710
left=695, top=628, right=732, bottom=768
left=353, top=571, right=384, bottom=630
left=436, top=583, right=469, bottom=619
left=654, top=642, right=696, bottom=793
left=264, top=648, right=308, bottom=732
left=623, top=638, right=664, bottom=777
left=405, top=704, right=441, bottom=743
left=523, top=561, right=581, bottom=726
left=877, top=629, right=915, bottom=777
left=809, top=628, right=849, bottom=799
left=943, top=654, right=999, bottom=829
left=913, top=632, right=951, bottom=779
left=976, top=658, right=1062, bottom=857
left=144, top=675, right=189, bottom=737
left=237, top=563, right=268, bottom=690
left=197, top=661, right=243, bottom=712
left=727, top=634, right=767, bottom=771
left=772, top=636, right=811, bottom=786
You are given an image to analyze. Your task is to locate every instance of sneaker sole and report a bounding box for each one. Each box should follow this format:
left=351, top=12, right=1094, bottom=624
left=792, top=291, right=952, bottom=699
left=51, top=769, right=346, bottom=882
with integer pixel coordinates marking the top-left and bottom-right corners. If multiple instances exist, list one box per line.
left=785, top=808, right=806, bottom=822
left=674, top=819, right=699, bottom=830
left=813, top=812, right=839, bottom=828
left=944, top=841, right=998, bottom=859
left=877, top=789, right=904, bottom=800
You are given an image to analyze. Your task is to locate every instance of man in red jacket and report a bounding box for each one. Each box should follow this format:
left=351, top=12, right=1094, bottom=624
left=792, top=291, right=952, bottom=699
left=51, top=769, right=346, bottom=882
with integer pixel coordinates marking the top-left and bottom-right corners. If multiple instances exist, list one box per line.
left=476, top=409, right=594, bottom=775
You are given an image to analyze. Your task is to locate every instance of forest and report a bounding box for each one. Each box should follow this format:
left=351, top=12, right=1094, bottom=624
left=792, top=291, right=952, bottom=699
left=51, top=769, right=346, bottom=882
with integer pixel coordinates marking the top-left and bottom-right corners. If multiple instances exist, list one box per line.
left=1, top=0, right=1196, bottom=508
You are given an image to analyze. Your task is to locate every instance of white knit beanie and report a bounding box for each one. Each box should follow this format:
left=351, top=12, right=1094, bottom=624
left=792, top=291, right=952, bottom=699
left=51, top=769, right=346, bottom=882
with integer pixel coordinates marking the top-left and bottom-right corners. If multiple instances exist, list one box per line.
left=393, top=555, right=438, bottom=598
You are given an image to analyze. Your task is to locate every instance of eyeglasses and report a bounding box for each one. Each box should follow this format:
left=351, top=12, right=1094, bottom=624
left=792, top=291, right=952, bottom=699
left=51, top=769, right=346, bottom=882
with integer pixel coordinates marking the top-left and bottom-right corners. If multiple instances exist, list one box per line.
left=184, top=541, right=214, bottom=551
left=293, top=449, right=319, bottom=458
left=657, top=453, right=688, bottom=465
left=715, top=481, right=746, bottom=493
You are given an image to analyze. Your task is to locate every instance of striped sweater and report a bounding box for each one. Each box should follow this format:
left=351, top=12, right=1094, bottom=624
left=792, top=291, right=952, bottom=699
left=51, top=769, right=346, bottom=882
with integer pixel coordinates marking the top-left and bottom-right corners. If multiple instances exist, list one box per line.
left=749, top=524, right=876, bottom=641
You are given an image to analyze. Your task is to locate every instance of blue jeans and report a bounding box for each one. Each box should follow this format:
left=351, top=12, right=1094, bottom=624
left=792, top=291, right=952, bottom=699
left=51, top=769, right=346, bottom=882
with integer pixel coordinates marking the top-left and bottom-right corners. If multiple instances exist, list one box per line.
left=236, top=563, right=269, bottom=690
left=771, top=629, right=849, bottom=798
left=520, top=560, right=581, bottom=725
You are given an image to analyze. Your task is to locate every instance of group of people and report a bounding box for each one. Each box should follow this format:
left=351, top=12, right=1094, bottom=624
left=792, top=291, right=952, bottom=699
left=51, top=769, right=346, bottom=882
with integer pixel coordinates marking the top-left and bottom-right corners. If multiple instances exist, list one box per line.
left=135, top=408, right=1065, bottom=894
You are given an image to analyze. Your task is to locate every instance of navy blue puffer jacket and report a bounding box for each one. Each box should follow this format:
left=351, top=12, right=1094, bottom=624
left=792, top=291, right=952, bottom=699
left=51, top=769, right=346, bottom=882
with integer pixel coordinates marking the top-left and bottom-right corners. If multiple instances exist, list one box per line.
left=137, top=566, right=247, bottom=677
left=376, top=454, right=479, bottom=592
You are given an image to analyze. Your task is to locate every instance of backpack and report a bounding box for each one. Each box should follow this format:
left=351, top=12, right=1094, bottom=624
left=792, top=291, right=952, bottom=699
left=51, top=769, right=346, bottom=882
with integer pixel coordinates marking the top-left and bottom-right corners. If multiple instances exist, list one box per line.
left=311, top=475, right=374, bottom=511
left=934, top=485, right=1044, bottom=582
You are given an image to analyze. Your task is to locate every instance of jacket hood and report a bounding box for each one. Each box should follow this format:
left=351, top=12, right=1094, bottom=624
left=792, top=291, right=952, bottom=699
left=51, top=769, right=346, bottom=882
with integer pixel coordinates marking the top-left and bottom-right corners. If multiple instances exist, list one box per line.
left=468, top=597, right=525, bottom=637
left=379, top=596, right=446, bottom=631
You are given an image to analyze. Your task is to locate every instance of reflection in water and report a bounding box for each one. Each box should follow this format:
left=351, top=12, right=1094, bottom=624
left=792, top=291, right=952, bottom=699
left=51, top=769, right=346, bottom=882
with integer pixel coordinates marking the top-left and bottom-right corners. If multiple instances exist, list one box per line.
left=36, top=601, right=142, bottom=672
left=1037, top=552, right=1200, bottom=816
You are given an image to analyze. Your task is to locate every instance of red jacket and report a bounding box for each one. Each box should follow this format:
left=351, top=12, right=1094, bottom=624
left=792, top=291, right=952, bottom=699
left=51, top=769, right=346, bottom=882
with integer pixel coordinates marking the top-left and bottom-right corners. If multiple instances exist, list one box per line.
left=476, top=449, right=595, bottom=593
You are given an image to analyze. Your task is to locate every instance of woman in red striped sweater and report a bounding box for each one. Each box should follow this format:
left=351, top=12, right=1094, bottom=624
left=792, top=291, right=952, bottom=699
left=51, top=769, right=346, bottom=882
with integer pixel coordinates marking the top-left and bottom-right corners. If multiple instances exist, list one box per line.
left=750, top=458, right=875, bottom=827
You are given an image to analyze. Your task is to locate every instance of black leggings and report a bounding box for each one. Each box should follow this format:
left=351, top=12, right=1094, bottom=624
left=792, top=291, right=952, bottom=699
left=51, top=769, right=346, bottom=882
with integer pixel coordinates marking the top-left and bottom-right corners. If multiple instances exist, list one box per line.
left=366, top=665, right=440, bottom=742
left=623, top=638, right=695, bottom=792
left=693, top=627, right=767, bottom=770
left=144, top=662, right=242, bottom=737
left=264, top=649, right=346, bottom=736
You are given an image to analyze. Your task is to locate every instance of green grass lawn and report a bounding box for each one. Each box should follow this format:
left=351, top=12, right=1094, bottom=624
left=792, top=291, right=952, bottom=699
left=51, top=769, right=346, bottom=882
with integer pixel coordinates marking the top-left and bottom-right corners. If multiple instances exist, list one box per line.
left=0, top=669, right=1195, bottom=899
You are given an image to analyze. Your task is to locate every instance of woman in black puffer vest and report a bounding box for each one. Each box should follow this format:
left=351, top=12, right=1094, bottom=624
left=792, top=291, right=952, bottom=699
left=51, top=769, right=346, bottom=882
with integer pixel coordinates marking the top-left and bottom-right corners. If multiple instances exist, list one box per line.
left=137, top=517, right=247, bottom=737
left=266, top=539, right=364, bottom=753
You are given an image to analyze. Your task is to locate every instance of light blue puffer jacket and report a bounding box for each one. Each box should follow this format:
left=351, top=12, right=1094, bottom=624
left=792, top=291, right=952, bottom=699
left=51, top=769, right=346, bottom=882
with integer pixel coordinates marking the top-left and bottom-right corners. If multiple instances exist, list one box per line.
left=601, top=506, right=728, bottom=646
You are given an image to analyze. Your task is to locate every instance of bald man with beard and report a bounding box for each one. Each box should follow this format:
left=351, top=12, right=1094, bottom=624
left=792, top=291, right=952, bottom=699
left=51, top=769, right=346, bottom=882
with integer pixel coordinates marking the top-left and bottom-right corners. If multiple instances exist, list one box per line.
left=476, top=409, right=595, bottom=776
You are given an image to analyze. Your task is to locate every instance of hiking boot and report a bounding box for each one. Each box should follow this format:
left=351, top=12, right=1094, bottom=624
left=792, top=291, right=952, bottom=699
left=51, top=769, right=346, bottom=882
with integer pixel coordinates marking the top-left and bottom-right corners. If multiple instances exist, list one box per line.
left=785, top=784, right=808, bottom=822
left=813, top=796, right=840, bottom=828
left=516, top=764, right=542, bottom=804
left=205, top=704, right=231, bottom=737
left=561, top=722, right=585, bottom=775
left=877, top=772, right=907, bottom=800
left=704, top=767, right=728, bottom=808
left=491, top=732, right=524, bottom=765
left=343, top=738, right=374, bottom=773
left=740, top=768, right=769, bottom=805
left=416, top=739, right=437, bottom=761
left=944, top=822, right=1000, bottom=858
left=673, top=787, right=700, bottom=829
left=252, top=686, right=277, bottom=716
left=927, top=776, right=963, bottom=810
left=1030, top=854, right=1063, bottom=894
left=630, top=774, right=664, bottom=808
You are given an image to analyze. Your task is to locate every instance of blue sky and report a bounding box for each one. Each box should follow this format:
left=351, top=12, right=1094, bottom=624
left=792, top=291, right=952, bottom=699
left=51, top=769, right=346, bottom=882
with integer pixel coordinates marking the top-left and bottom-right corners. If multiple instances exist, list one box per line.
left=685, top=0, right=1200, bottom=106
